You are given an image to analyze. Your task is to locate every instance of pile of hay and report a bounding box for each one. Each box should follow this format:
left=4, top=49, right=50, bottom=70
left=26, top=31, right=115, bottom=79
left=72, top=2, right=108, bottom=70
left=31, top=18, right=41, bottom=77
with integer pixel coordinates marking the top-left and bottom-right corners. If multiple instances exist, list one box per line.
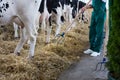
left=0, top=13, right=91, bottom=80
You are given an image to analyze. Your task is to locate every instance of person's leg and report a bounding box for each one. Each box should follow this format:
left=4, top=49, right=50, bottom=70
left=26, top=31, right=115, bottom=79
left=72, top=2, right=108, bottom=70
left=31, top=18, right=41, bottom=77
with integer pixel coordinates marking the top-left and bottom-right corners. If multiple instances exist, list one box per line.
left=93, top=12, right=106, bottom=53
left=84, top=12, right=96, bottom=54
left=89, top=12, right=96, bottom=51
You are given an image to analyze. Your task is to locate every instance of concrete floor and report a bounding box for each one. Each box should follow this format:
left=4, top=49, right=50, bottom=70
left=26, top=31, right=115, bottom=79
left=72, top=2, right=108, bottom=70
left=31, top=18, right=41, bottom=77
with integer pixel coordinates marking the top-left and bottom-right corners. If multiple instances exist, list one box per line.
left=58, top=54, right=108, bottom=80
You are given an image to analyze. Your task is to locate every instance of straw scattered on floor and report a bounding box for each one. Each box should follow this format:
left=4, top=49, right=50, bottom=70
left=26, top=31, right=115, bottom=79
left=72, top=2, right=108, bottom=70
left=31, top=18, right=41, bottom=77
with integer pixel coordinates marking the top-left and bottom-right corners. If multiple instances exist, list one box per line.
left=0, top=12, right=91, bottom=80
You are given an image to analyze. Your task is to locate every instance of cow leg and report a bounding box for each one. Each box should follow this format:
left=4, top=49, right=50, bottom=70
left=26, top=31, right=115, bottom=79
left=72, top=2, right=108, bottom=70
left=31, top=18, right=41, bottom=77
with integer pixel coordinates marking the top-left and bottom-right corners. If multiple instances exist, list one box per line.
left=55, top=15, right=61, bottom=36
left=68, top=6, right=73, bottom=23
left=14, top=28, right=28, bottom=56
left=63, top=5, right=67, bottom=22
left=13, top=22, right=19, bottom=38
left=41, top=13, right=46, bottom=31
left=41, top=12, right=47, bottom=42
left=24, top=23, right=37, bottom=58
left=36, top=12, right=40, bottom=31
left=29, top=34, right=37, bottom=58
left=46, top=16, right=52, bottom=43
left=55, top=7, right=62, bottom=36
left=66, top=5, right=70, bottom=22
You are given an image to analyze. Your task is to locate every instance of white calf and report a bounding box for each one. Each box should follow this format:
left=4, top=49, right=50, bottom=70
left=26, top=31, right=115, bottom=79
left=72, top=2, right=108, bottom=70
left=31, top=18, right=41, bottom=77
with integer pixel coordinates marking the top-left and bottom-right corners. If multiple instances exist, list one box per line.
left=0, top=0, right=41, bottom=58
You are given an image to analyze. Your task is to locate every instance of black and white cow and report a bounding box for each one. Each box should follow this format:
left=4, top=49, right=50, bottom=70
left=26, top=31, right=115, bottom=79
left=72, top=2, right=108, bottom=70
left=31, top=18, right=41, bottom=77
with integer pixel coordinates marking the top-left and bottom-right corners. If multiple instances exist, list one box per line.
left=59, top=0, right=86, bottom=23
left=71, top=0, right=86, bottom=18
left=65, top=0, right=89, bottom=23
left=40, top=0, right=89, bottom=42
left=38, top=0, right=65, bottom=43
left=60, top=0, right=74, bottom=23
left=0, top=0, right=42, bottom=58
left=72, top=1, right=90, bottom=23
left=39, top=0, right=87, bottom=43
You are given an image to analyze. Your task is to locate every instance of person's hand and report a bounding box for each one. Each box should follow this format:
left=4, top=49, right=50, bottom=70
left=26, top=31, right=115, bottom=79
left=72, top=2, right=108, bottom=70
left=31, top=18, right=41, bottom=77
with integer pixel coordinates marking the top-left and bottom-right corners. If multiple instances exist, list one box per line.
left=81, top=6, right=87, bottom=13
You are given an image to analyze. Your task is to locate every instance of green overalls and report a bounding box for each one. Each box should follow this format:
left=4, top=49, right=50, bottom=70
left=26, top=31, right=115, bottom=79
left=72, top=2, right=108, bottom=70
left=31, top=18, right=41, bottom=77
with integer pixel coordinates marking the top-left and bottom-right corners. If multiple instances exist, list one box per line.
left=89, top=0, right=106, bottom=52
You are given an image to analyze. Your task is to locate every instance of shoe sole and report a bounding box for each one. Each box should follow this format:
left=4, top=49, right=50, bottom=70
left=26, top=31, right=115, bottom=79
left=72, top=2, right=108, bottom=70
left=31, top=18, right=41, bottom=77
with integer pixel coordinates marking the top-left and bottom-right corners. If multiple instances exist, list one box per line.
left=90, top=54, right=100, bottom=57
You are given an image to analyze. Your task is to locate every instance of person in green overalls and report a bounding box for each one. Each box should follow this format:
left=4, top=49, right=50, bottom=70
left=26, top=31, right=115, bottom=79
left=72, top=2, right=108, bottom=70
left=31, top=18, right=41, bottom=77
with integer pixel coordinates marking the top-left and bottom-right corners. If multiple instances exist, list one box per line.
left=81, top=0, right=107, bottom=57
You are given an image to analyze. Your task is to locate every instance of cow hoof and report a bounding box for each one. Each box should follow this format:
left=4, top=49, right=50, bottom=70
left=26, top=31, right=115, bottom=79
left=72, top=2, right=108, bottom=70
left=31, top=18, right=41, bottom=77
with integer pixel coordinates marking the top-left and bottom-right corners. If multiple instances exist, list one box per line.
left=26, top=56, right=34, bottom=60
left=56, top=34, right=61, bottom=37
left=30, top=56, right=34, bottom=58
left=14, top=37, right=19, bottom=40
left=45, top=42, right=49, bottom=45
left=16, top=52, right=20, bottom=56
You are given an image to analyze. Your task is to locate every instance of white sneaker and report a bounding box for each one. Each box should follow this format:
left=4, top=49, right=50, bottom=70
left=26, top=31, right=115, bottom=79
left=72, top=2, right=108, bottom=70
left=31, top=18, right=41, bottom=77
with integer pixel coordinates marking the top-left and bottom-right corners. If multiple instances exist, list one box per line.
left=90, top=52, right=100, bottom=57
left=84, top=49, right=93, bottom=54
